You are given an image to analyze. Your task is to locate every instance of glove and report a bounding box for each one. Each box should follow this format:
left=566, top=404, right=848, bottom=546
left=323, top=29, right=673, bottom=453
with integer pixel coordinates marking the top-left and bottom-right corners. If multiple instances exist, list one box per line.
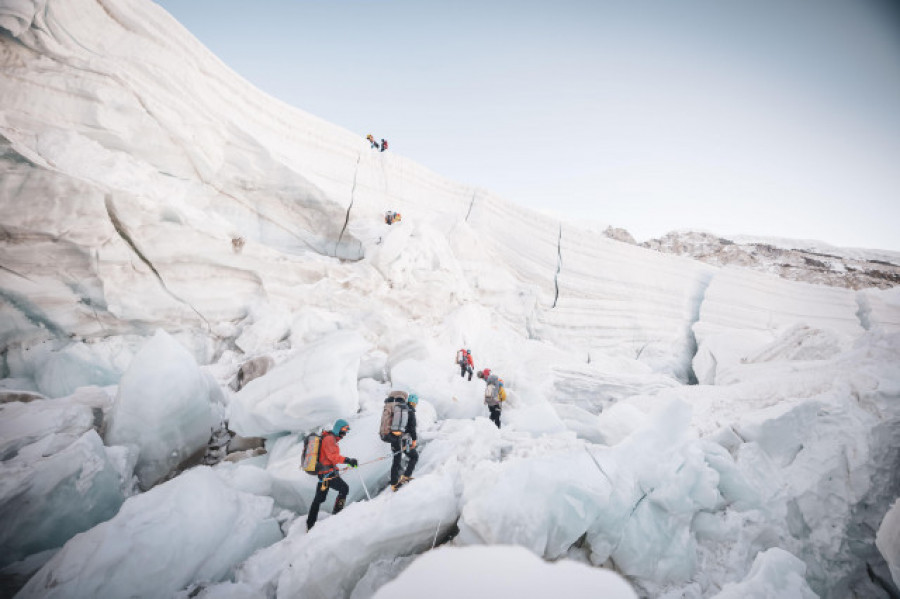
left=345, top=458, right=358, bottom=468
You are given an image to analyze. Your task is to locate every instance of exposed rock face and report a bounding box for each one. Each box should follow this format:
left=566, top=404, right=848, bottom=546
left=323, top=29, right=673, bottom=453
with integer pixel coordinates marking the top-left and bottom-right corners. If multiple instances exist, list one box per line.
left=642, top=231, right=900, bottom=290
left=602, top=226, right=637, bottom=245
left=234, top=356, right=275, bottom=391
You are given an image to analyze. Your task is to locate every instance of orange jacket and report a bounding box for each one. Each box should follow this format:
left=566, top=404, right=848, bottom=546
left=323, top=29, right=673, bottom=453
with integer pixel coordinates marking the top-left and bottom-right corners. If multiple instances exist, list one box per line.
left=318, top=432, right=347, bottom=471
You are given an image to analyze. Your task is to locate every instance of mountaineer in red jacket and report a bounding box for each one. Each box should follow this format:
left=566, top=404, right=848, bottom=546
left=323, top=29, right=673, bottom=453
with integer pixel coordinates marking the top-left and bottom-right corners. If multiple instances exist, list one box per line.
left=306, top=419, right=358, bottom=531
left=456, top=349, right=474, bottom=381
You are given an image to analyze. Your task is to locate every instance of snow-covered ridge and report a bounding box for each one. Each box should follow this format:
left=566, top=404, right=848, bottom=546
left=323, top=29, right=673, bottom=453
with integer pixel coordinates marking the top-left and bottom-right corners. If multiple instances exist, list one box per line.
left=2, top=1, right=900, bottom=598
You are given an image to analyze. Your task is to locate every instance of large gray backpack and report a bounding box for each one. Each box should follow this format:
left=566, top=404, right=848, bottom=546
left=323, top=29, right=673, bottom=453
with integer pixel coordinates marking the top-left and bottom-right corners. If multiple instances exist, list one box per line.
left=484, top=383, right=498, bottom=405
left=380, top=390, right=409, bottom=442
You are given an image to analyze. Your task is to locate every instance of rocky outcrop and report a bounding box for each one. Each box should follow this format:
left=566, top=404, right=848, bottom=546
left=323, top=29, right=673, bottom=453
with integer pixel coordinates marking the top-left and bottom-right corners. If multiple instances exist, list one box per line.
left=643, top=231, right=900, bottom=290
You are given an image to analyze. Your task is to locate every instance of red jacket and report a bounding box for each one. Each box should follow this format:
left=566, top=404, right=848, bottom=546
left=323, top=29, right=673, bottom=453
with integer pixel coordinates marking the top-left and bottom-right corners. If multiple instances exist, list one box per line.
left=318, top=432, right=347, bottom=472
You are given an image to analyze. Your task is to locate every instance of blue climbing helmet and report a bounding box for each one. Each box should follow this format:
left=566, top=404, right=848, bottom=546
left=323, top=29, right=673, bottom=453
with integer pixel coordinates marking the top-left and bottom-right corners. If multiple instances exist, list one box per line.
left=407, top=394, right=419, bottom=406
left=332, top=419, right=350, bottom=437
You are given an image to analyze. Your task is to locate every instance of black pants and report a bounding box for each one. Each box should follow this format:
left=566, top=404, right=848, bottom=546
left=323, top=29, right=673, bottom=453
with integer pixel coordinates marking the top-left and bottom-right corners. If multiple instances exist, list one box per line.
left=389, top=437, right=419, bottom=485
left=459, top=363, right=472, bottom=380
left=306, top=473, right=349, bottom=530
left=488, top=404, right=501, bottom=428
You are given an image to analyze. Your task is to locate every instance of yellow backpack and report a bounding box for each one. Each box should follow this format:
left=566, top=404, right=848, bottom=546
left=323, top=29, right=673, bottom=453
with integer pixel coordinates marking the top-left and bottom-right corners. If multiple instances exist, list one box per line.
left=300, top=432, right=322, bottom=475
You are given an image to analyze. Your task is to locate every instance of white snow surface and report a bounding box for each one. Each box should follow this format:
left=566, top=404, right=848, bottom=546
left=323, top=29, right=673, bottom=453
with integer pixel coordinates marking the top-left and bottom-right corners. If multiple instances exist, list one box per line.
left=1, top=1, right=900, bottom=598
left=370, top=544, right=638, bottom=598
left=877, top=499, right=900, bottom=588
left=711, top=548, right=817, bottom=599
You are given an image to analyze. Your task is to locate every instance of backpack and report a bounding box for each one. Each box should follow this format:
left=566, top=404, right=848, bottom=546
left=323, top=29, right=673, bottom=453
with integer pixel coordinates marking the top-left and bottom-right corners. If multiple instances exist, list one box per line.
left=498, top=386, right=507, bottom=402
left=484, top=383, right=497, bottom=404
left=380, top=391, right=409, bottom=442
left=300, top=432, right=323, bottom=475
left=456, top=349, right=465, bottom=364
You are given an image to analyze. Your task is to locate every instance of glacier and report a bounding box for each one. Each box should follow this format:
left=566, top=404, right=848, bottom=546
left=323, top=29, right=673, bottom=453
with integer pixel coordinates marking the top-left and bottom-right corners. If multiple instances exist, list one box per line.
left=1, top=0, right=899, bottom=598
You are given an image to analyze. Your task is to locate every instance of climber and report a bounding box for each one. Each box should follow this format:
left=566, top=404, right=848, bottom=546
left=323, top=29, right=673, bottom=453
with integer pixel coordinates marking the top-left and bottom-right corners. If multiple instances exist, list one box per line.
left=476, top=369, right=504, bottom=428
left=380, top=138, right=388, bottom=152
left=456, top=348, right=474, bottom=381
left=385, top=211, right=402, bottom=225
left=366, top=134, right=378, bottom=149
left=379, top=390, right=420, bottom=491
left=394, top=393, right=420, bottom=491
left=306, top=419, right=358, bottom=531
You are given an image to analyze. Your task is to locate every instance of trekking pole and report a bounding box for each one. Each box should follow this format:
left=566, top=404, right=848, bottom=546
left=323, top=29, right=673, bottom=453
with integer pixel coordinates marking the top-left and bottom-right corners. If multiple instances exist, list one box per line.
left=355, top=467, right=372, bottom=501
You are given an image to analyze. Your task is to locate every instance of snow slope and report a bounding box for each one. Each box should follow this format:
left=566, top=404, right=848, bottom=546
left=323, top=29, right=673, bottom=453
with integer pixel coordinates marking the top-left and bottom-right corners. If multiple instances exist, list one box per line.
left=1, top=1, right=899, bottom=598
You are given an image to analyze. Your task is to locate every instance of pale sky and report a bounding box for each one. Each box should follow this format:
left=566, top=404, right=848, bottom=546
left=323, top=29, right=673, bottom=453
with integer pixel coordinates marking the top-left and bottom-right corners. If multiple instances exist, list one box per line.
left=154, top=0, right=900, bottom=251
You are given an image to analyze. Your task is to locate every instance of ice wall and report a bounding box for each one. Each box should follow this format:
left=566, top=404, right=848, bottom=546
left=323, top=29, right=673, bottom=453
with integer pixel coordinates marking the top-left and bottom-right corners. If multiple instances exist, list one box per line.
left=2, top=0, right=739, bottom=383
left=692, top=267, right=864, bottom=384
left=0, top=427, right=125, bottom=568
left=16, top=467, right=281, bottom=599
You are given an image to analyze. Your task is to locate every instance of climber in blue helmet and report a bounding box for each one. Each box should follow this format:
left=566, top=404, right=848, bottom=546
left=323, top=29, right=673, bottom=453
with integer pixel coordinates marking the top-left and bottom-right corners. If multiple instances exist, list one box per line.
left=393, top=394, right=419, bottom=491
left=306, top=418, right=358, bottom=531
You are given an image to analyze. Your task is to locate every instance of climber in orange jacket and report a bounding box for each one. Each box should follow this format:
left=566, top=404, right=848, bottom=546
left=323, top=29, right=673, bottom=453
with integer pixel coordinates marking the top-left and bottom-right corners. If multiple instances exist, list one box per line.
left=306, top=419, right=358, bottom=531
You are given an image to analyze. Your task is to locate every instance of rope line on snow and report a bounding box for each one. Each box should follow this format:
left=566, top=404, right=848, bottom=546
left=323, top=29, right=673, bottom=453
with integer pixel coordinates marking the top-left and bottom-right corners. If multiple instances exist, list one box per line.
left=328, top=447, right=408, bottom=475
left=432, top=518, right=443, bottom=549
left=584, top=446, right=612, bottom=485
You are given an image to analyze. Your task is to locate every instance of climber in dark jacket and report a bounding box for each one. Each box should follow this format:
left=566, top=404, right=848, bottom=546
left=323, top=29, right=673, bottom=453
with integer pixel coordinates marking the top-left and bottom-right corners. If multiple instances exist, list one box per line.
left=391, top=394, right=419, bottom=491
